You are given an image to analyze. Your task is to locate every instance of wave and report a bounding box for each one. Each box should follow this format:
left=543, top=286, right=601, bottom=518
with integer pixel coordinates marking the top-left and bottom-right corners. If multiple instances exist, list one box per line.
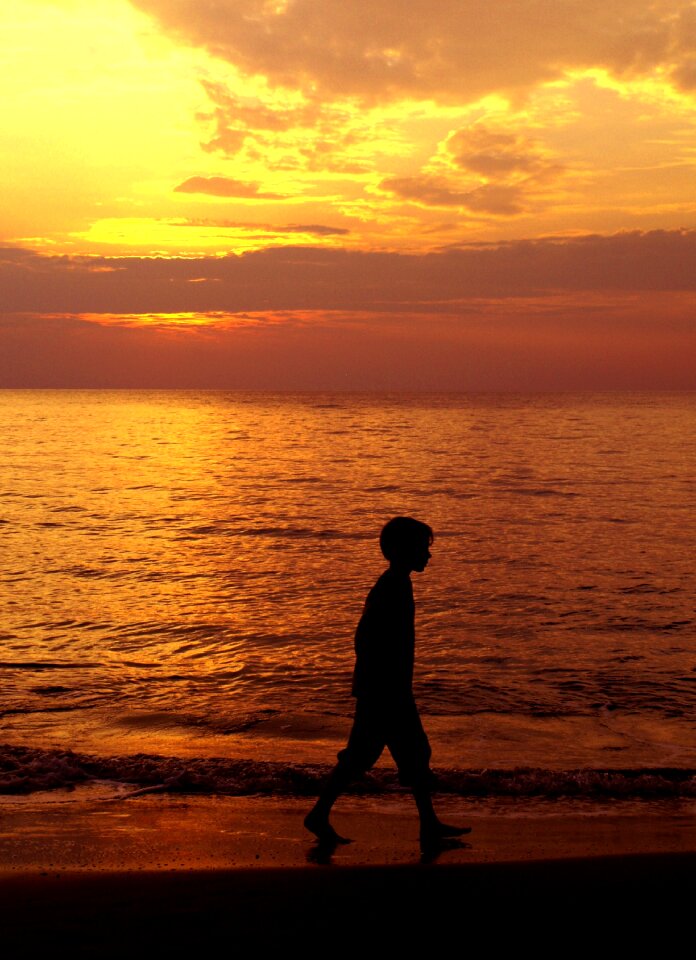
left=0, top=661, right=101, bottom=670
left=1, top=745, right=694, bottom=800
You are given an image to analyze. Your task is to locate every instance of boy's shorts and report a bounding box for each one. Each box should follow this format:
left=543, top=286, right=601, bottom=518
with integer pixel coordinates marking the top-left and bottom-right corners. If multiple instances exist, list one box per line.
left=336, top=696, right=433, bottom=788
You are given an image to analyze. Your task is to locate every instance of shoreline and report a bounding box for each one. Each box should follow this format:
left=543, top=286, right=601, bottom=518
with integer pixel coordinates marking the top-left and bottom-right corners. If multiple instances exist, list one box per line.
left=2, top=796, right=694, bottom=951
left=3, top=706, right=695, bottom=773
left=2, top=793, right=694, bottom=870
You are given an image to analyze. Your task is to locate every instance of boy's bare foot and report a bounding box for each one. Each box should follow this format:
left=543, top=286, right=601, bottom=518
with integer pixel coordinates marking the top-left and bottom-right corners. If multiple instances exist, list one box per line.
left=419, top=821, right=472, bottom=846
left=419, top=822, right=472, bottom=861
left=304, top=811, right=351, bottom=845
left=432, top=821, right=472, bottom=837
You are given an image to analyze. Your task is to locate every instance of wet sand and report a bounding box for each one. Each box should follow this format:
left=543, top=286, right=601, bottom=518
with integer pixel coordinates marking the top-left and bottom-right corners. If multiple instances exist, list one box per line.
left=2, top=796, right=694, bottom=954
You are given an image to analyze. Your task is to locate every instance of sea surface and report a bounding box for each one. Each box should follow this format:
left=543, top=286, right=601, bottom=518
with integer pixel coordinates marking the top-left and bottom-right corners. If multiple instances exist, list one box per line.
left=1, top=390, right=694, bottom=803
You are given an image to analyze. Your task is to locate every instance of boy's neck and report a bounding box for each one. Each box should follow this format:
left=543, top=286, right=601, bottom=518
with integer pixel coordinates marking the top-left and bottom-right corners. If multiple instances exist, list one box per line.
left=388, top=562, right=412, bottom=577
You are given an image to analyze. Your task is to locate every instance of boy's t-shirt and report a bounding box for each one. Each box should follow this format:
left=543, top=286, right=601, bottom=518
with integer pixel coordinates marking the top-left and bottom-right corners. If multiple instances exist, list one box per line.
left=351, top=568, right=415, bottom=703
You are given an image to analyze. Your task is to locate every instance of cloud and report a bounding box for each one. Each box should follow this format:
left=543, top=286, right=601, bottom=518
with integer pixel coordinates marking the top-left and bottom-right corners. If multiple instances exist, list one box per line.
left=130, top=1, right=696, bottom=103
left=199, top=80, right=321, bottom=133
left=2, top=295, right=695, bottom=391
left=2, top=229, right=695, bottom=315
left=446, top=126, right=557, bottom=178
left=197, top=79, right=325, bottom=155
left=283, top=224, right=350, bottom=236
left=172, top=219, right=350, bottom=236
left=196, top=79, right=371, bottom=171
left=380, top=122, right=565, bottom=215
left=174, top=176, right=286, bottom=199
left=380, top=176, right=525, bottom=214
left=3, top=227, right=694, bottom=389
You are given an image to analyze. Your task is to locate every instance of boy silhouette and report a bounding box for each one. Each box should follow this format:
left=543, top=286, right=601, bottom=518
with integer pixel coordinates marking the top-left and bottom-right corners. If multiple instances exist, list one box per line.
left=305, top=516, right=470, bottom=852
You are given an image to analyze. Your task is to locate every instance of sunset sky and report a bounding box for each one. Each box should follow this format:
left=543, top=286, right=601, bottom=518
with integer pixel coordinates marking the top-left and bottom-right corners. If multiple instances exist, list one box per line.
left=2, top=0, right=696, bottom=388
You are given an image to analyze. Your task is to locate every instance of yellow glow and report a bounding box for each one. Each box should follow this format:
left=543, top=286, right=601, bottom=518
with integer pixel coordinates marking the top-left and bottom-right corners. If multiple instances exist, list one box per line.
left=45, top=310, right=343, bottom=329
left=565, top=67, right=696, bottom=111
left=78, top=312, right=244, bottom=328
left=76, top=216, right=357, bottom=255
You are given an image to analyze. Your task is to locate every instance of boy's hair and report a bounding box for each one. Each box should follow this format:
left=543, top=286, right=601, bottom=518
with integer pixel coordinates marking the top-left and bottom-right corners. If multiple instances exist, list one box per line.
left=379, top=516, right=434, bottom=561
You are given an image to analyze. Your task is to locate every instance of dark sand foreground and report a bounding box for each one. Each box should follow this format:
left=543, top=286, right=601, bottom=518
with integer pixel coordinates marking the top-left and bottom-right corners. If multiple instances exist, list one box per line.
left=2, top=795, right=694, bottom=954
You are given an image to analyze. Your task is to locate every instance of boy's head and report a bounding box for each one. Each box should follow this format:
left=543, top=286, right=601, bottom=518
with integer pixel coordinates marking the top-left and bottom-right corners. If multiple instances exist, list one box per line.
left=380, top=516, right=434, bottom=571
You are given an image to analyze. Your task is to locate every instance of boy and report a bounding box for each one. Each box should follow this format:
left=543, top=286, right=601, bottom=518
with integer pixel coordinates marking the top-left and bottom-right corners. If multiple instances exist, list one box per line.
left=305, top=516, right=470, bottom=852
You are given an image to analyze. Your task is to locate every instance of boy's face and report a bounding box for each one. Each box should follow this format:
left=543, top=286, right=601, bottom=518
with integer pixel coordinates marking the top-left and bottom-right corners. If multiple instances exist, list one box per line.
left=406, top=538, right=432, bottom=573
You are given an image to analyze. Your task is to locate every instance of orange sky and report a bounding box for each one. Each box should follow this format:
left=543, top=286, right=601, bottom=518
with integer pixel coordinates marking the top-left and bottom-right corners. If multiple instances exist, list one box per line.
left=2, top=0, right=695, bottom=388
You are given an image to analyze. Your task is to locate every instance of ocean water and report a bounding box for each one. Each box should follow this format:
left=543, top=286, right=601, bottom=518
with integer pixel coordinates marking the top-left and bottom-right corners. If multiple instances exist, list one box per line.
left=1, top=390, right=694, bottom=800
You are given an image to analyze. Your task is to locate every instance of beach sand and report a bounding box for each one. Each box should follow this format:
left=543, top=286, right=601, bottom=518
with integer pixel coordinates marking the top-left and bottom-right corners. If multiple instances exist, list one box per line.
left=2, top=794, right=694, bottom=954
left=0, top=795, right=696, bottom=958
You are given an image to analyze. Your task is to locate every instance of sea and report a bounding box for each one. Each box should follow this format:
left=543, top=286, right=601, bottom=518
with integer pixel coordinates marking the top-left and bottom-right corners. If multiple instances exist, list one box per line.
left=1, top=390, right=694, bottom=807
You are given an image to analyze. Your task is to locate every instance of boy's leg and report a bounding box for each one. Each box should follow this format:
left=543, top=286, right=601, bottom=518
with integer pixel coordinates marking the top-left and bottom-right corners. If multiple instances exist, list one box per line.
left=305, top=699, right=384, bottom=843
left=387, top=700, right=472, bottom=845
left=304, top=764, right=354, bottom=843
left=412, top=784, right=472, bottom=845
